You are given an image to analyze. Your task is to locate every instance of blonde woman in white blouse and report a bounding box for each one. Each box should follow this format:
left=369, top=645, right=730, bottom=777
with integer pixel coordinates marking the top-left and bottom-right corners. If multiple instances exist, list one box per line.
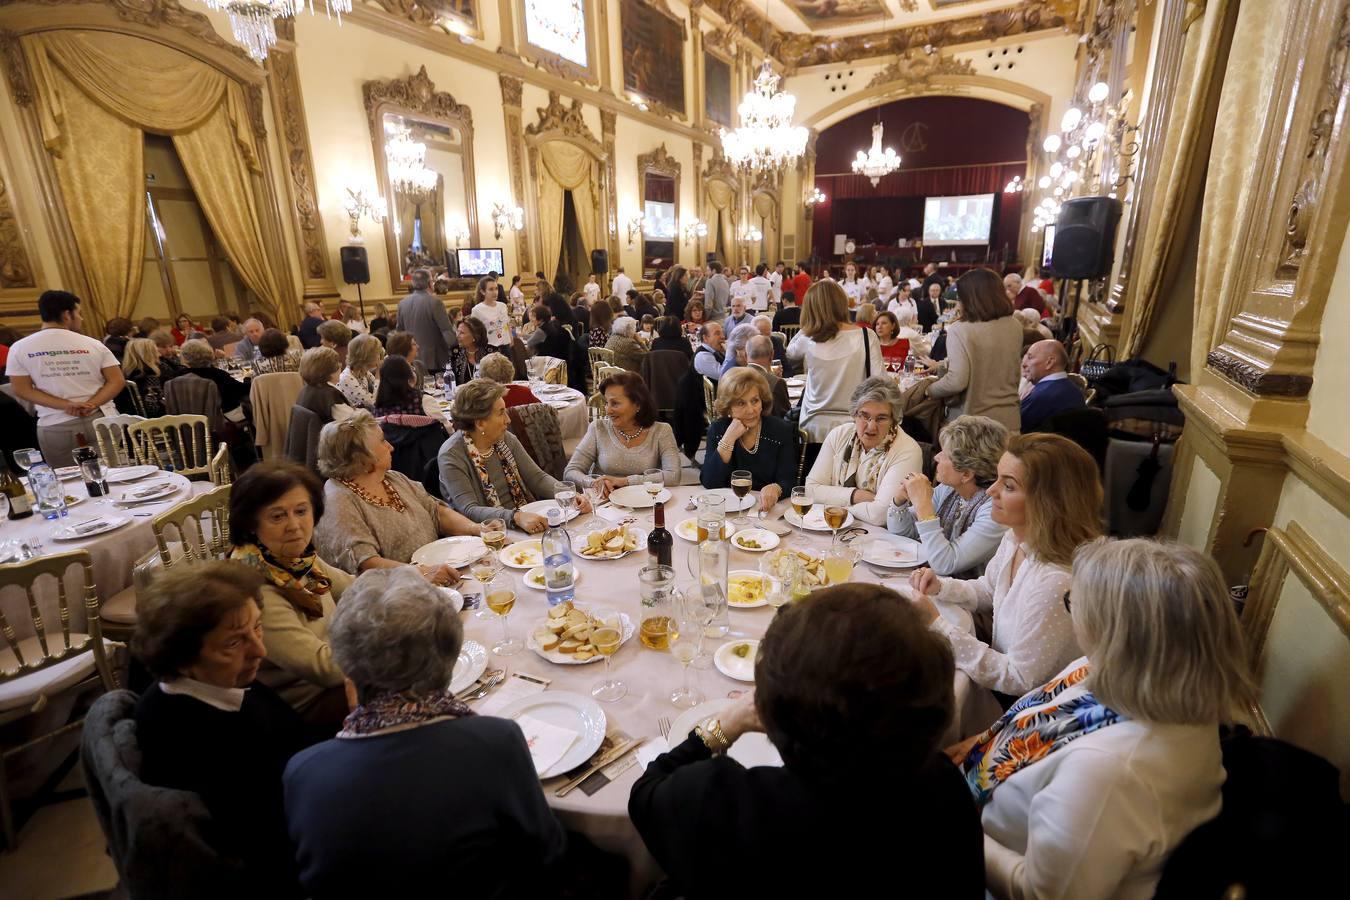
left=338, top=333, right=383, bottom=411
left=954, top=538, right=1254, bottom=900
left=908, top=433, right=1103, bottom=705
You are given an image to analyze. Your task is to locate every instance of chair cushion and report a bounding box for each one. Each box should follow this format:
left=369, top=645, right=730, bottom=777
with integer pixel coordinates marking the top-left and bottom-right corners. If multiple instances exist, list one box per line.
left=0, top=636, right=117, bottom=711
left=102, top=586, right=139, bottom=625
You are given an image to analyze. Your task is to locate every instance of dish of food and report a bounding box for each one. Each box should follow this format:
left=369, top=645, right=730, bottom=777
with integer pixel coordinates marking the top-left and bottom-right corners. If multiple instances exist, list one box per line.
left=524, top=564, right=582, bottom=590
left=726, top=570, right=779, bottom=608
left=499, top=539, right=544, bottom=569
left=714, top=638, right=760, bottom=682
left=730, top=528, right=779, bottom=552
left=765, top=548, right=831, bottom=590
left=526, top=600, right=634, bottom=665
left=674, top=518, right=737, bottom=542
left=576, top=524, right=644, bottom=559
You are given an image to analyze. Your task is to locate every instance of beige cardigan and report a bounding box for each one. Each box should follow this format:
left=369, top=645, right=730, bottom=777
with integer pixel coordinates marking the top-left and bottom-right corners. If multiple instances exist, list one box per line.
left=255, top=557, right=353, bottom=712
left=927, top=317, right=1024, bottom=434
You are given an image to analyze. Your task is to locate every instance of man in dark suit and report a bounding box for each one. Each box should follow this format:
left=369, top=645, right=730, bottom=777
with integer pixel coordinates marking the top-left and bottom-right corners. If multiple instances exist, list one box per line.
left=748, top=335, right=790, bottom=418
left=393, top=269, right=455, bottom=373
left=1020, top=339, right=1085, bottom=431
left=297, top=301, right=326, bottom=349
left=919, top=262, right=944, bottom=303
left=916, top=281, right=944, bottom=333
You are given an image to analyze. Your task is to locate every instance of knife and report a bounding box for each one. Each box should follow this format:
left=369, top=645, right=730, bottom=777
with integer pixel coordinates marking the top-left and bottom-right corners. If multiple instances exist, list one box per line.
left=554, top=737, right=647, bottom=798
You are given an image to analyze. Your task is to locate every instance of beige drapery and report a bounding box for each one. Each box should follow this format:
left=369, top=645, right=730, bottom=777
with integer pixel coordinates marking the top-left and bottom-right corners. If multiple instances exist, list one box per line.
left=21, top=31, right=290, bottom=324
left=706, top=180, right=737, bottom=265
left=1121, top=0, right=1233, bottom=356
left=753, top=192, right=778, bottom=265
left=1192, top=0, right=1285, bottom=376
left=536, top=141, right=599, bottom=283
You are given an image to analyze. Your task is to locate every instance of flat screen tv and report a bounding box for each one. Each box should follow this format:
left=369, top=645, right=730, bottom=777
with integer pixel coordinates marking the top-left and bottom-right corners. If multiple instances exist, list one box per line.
left=456, top=248, right=505, bottom=277
left=922, top=193, right=995, bottom=246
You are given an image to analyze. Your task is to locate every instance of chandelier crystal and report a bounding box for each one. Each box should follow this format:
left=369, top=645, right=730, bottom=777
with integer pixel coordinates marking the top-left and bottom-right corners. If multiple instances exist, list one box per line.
left=386, top=127, right=438, bottom=199
left=199, top=0, right=352, bottom=63
left=851, top=121, right=901, bottom=187
left=719, top=60, right=808, bottom=174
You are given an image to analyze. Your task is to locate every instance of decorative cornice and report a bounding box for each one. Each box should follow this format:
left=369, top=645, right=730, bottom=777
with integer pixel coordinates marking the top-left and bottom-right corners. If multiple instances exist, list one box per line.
left=704, top=150, right=739, bottom=185
left=866, top=49, right=977, bottom=90
left=599, top=107, right=616, bottom=136
left=638, top=143, right=681, bottom=178
left=0, top=173, right=35, bottom=289
left=1206, top=349, right=1314, bottom=398
left=0, top=30, right=29, bottom=105
left=498, top=72, right=522, bottom=108
left=526, top=91, right=599, bottom=145
left=363, top=65, right=473, bottom=131
left=364, top=0, right=446, bottom=28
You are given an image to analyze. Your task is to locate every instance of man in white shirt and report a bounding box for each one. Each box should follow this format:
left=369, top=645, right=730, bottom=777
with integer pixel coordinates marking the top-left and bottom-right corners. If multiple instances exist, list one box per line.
left=693, top=322, right=726, bottom=381
left=729, top=267, right=752, bottom=308
left=748, top=264, right=773, bottom=313
left=582, top=273, right=602, bottom=307
left=610, top=267, right=633, bottom=304
left=5, top=290, right=126, bottom=467
left=703, top=262, right=730, bottom=321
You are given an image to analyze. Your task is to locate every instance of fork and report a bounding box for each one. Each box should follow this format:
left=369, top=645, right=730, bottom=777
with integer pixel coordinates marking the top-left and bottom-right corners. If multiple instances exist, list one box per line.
left=658, top=717, right=672, bottom=740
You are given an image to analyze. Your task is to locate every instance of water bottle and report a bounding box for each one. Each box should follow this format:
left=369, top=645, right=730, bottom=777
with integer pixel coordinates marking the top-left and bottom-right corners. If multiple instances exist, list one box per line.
left=541, top=507, right=575, bottom=607
left=443, top=365, right=457, bottom=403
left=28, top=462, right=68, bottom=520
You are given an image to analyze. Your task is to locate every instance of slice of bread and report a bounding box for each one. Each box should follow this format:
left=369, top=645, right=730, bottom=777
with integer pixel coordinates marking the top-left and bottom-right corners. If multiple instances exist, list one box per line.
left=573, top=649, right=594, bottom=661
left=537, top=632, right=561, bottom=652
left=557, top=639, right=581, bottom=654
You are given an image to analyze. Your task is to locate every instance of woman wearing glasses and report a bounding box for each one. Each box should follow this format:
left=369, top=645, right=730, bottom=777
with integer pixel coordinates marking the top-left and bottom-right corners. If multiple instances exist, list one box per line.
left=804, top=377, right=923, bottom=526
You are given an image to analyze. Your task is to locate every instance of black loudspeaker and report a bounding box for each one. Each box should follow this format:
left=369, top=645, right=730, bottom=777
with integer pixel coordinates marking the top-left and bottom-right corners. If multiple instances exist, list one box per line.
left=590, top=248, right=609, bottom=276
left=340, top=246, right=370, bottom=285
left=706, top=252, right=718, bottom=265
left=1052, top=197, right=1122, bottom=279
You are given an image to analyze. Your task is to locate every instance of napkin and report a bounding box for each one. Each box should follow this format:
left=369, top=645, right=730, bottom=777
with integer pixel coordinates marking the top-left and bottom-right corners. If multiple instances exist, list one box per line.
left=515, top=714, right=579, bottom=776
left=635, top=737, right=670, bottom=772
left=594, top=505, right=632, bottom=524
left=475, top=671, right=548, bottom=716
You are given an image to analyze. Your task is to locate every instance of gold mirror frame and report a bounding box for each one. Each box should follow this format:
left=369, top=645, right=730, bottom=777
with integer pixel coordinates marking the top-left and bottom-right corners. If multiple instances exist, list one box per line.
left=638, top=144, right=681, bottom=277
left=363, top=66, right=480, bottom=293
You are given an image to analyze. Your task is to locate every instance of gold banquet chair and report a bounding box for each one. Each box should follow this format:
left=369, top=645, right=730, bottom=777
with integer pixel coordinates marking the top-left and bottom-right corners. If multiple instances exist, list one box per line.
left=209, top=443, right=232, bottom=487
left=93, top=415, right=145, bottom=468
left=588, top=347, right=615, bottom=390
left=128, top=414, right=215, bottom=479
left=0, top=549, right=118, bottom=848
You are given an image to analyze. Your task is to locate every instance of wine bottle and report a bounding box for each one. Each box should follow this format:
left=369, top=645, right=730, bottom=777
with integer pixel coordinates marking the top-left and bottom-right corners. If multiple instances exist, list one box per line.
left=72, top=433, right=106, bottom=497
left=647, top=499, right=672, bottom=568
left=1, top=455, right=33, bottom=520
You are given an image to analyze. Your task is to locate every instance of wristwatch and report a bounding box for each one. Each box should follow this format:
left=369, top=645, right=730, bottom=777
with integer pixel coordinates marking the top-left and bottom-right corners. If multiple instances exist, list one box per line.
left=694, top=717, right=730, bottom=755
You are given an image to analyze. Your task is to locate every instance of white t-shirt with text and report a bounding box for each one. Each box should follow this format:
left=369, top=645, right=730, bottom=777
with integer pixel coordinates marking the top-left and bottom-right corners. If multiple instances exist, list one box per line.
left=5, top=328, right=120, bottom=426
left=472, top=301, right=513, bottom=348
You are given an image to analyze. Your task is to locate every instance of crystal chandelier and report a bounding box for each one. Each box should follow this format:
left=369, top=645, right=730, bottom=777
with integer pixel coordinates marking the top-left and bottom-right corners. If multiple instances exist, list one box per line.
left=198, top=1, right=352, bottom=63
left=852, top=121, right=901, bottom=187
left=386, top=127, right=438, bottom=199
left=720, top=60, right=808, bottom=174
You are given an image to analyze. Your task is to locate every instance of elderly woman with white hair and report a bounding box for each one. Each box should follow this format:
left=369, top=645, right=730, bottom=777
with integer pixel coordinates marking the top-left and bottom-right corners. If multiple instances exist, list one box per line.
left=952, top=538, right=1254, bottom=900
left=338, top=333, right=383, bottom=411
left=888, top=415, right=1008, bottom=578
left=805, top=376, right=924, bottom=526
left=478, top=351, right=540, bottom=408
left=605, top=315, right=646, bottom=372
left=283, top=568, right=567, bottom=897
left=719, top=322, right=761, bottom=376
left=312, top=411, right=479, bottom=584
left=179, top=338, right=248, bottom=413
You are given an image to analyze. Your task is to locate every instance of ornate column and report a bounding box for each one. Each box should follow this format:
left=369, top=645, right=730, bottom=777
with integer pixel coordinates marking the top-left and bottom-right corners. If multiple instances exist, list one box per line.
left=600, top=107, right=620, bottom=266
left=692, top=140, right=704, bottom=265
left=798, top=130, right=818, bottom=266
left=498, top=73, right=532, bottom=273
left=266, top=20, right=336, bottom=299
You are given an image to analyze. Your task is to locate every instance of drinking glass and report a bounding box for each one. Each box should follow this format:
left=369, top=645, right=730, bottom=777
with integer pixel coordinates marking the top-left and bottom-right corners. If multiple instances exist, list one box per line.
left=824, top=543, right=860, bottom=586
left=554, top=484, right=578, bottom=524
left=482, top=517, right=507, bottom=550
left=12, top=449, right=40, bottom=474
left=760, top=553, right=792, bottom=612
left=485, top=572, right=520, bottom=656
left=643, top=468, right=664, bottom=525
left=590, top=607, right=626, bottom=702
left=638, top=564, right=677, bottom=651
left=585, top=481, right=607, bottom=519
left=824, top=504, right=848, bottom=545
left=668, top=603, right=704, bottom=709
left=470, top=553, right=501, bottom=620
left=789, top=486, right=812, bottom=537
left=730, top=470, right=753, bottom=526
left=686, top=571, right=727, bottom=669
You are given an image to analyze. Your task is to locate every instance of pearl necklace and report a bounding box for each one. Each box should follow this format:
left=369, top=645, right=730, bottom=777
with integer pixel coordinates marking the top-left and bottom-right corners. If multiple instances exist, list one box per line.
left=740, top=428, right=762, bottom=454
left=615, top=422, right=644, bottom=442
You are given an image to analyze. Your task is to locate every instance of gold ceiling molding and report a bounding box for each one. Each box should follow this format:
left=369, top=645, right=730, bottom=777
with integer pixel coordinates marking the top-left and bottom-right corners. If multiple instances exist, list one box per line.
left=526, top=91, right=599, bottom=144
left=0, top=173, right=35, bottom=289
left=866, top=48, right=977, bottom=90
left=365, top=0, right=444, bottom=28
left=362, top=64, right=473, bottom=131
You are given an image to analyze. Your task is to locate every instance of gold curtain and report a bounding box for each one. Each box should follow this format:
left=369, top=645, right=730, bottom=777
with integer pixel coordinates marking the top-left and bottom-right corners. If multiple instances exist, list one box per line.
left=753, top=192, right=777, bottom=266
left=537, top=141, right=599, bottom=283
left=21, top=31, right=291, bottom=324
left=1193, top=0, right=1286, bottom=376
left=1121, top=0, right=1233, bottom=356
left=706, top=179, right=737, bottom=265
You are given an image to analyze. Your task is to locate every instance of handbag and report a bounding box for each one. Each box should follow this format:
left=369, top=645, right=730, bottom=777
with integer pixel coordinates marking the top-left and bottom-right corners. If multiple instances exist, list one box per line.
left=1079, top=342, right=1116, bottom=387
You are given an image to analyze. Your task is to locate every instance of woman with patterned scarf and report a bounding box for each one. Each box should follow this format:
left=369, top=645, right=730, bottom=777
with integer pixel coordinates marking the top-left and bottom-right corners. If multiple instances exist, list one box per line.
left=282, top=567, right=567, bottom=897
left=437, top=379, right=592, bottom=533
left=945, top=538, right=1254, bottom=900
left=229, top=461, right=353, bottom=728
left=888, top=415, right=1009, bottom=578
left=805, top=376, right=925, bottom=526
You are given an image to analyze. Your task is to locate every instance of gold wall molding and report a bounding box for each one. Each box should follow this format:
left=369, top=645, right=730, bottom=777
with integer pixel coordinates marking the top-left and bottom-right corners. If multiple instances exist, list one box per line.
left=800, top=73, right=1052, bottom=132
left=865, top=49, right=976, bottom=91
left=691, top=139, right=703, bottom=261
left=600, top=106, right=618, bottom=264
left=0, top=171, right=36, bottom=291
left=498, top=73, right=530, bottom=273
left=526, top=91, right=599, bottom=144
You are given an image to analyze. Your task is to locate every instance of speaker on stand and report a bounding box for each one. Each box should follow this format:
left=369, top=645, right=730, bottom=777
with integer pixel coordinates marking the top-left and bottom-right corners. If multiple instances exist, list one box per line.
left=340, top=245, right=371, bottom=323
left=1051, top=196, right=1122, bottom=353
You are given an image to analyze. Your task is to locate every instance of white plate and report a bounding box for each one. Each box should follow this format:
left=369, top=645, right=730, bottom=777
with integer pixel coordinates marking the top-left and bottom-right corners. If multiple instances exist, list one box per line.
left=673, top=517, right=737, bottom=543
left=437, top=586, right=465, bottom=612
left=546, top=400, right=572, bottom=410
left=523, top=564, right=582, bottom=591
left=784, top=503, right=856, bottom=532
left=520, top=499, right=580, bottom=522
left=60, top=493, right=86, bottom=509
left=54, top=466, right=83, bottom=481
left=105, top=465, right=160, bottom=484
left=51, top=515, right=132, bottom=541
left=534, top=383, right=571, bottom=395
left=714, top=639, right=760, bottom=682
left=116, top=481, right=180, bottom=504
left=784, top=377, right=806, bottom=388
left=699, top=487, right=757, bottom=512
left=861, top=535, right=928, bottom=569
left=607, top=485, right=673, bottom=509
left=526, top=608, right=635, bottom=665
left=411, top=535, right=489, bottom=569
left=448, top=640, right=487, bottom=693
left=499, top=539, right=544, bottom=569
left=574, top=526, right=648, bottom=560
left=730, top=528, right=779, bottom=553
left=669, top=699, right=783, bottom=768
left=726, top=571, right=779, bottom=609
left=500, top=691, right=607, bottom=779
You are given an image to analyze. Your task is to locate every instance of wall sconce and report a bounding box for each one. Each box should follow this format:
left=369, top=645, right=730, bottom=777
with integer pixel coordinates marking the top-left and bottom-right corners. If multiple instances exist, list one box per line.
left=492, top=202, right=523, bottom=239
left=804, top=187, right=826, bottom=207
left=343, top=186, right=386, bottom=242
left=741, top=227, right=763, bottom=244
left=449, top=226, right=471, bottom=247
left=626, top=213, right=646, bottom=249
left=682, top=219, right=708, bottom=245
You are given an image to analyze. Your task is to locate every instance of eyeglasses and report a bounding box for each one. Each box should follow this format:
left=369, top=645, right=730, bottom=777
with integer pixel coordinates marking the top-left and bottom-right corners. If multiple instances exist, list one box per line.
left=1062, top=590, right=1072, bottom=614
left=853, top=412, right=894, bottom=428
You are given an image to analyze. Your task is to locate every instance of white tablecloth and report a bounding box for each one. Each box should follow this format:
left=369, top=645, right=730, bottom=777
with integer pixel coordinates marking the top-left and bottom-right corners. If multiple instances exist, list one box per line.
left=424, top=384, right=589, bottom=454
left=450, top=484, right=961, bottom=894
left=0, top=471, right=196, bottom=638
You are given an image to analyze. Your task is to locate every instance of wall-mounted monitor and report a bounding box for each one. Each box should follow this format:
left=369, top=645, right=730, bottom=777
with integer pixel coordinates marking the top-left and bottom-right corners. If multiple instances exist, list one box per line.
left=456, top=248, right=505, bottom=277
left=922, top=193, right=995, bottom=246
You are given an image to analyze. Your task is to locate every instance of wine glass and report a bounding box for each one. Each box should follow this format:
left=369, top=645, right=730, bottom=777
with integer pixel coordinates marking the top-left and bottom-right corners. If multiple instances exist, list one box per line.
left=668, top=601, right=704, bottom=709
left=12, top=448, right=40, bottom=475
left=730, top=470, right=753, bottom=526
left=823, top=504, right=848, bottom=546
left=686, top=574, right=726, bottom=670
left=584, top=481, right=607, bottom=520
left=470, top=553, right=501, bottom=620
left=485, top=571, right=520, bottom=656
left=643, top=468, right=664, bottom=525
left=589, top=607, right=626, bottom=702
left=789, top=486, right=812, bottom=537
left=554, top=483, right=578, bottom=525
left=760, top=553, right=791, bottom=613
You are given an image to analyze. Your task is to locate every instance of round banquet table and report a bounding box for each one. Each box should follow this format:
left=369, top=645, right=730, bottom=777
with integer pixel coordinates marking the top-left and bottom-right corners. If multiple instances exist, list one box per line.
left=423, top=383, right=589, bottom=453
left=0, top=470, right=197, bottom=638
left=447, top=483, right=979, bottom=896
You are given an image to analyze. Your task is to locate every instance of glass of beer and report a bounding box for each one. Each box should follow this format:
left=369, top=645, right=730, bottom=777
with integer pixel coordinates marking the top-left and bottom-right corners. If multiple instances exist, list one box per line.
left=486, top=572, right=520, bottom=656
left=668, top=603, right=704, bottom=709
left=590, top=607, right=626, bottom=702
left=789, top=486, right=812, bottom=536
left=730, top=470, right=754, bottom=526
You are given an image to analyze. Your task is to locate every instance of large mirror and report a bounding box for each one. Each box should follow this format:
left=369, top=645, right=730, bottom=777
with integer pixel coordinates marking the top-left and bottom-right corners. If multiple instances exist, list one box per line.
left=638, top=145, right=680, bottom=279
left=365, top=68, right=480, bottom=291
